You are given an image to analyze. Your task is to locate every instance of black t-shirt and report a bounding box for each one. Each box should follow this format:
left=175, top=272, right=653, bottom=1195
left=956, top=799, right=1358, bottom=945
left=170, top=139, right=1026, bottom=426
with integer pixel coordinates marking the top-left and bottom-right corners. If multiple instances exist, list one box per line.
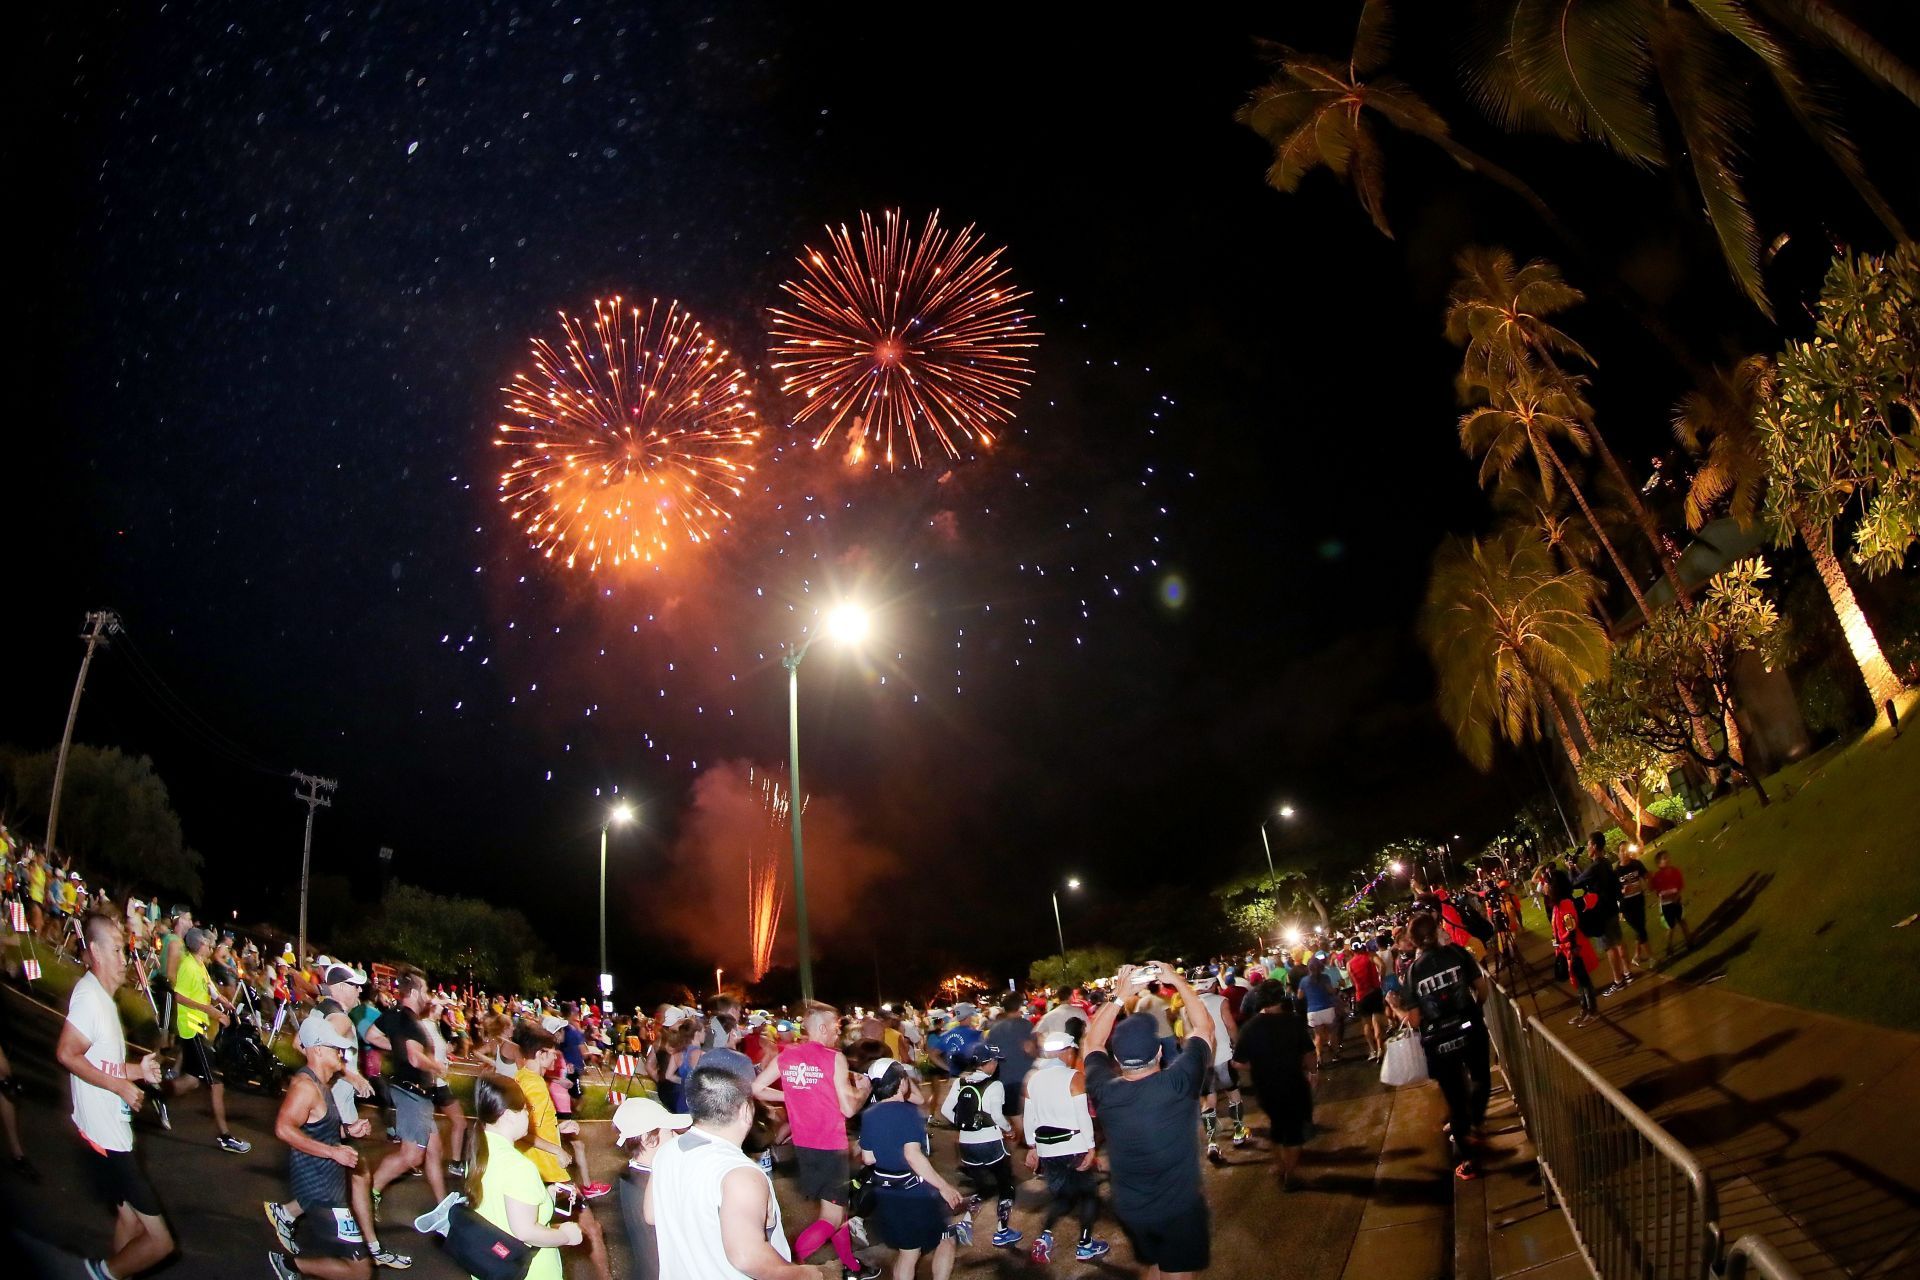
left=1230, top=1010, right=1312, bottom=1101
left=1576, top=860, right=1622, bottom=921
left=376, top=1006, right=431, bottom=1091
left=616, top=1164, right=660, bottom=1280
left=1084, top=1037, right=1209, bottom=1218
left=1616, top=858, right=1648, bottom=904
left=1408, top=945, right=1485, bottom=1052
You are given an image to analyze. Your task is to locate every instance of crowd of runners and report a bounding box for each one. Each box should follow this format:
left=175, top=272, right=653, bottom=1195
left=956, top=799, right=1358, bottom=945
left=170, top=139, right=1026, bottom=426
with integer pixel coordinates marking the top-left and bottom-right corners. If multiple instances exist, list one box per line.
left=0, top=816, right=1705, bottom=1280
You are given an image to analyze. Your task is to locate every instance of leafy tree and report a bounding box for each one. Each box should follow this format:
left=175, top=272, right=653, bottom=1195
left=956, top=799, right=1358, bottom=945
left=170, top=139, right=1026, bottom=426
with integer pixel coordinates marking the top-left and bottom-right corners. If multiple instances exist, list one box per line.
left=1758, top=246, right=1920, bottom=709
left=1028, top=947, right=1126, bottom=993
left=336, top=881, right=553, bottom=995
left=1420, top=526, right=1631, bottom=826
left=2, top=744, right=203, bottom=900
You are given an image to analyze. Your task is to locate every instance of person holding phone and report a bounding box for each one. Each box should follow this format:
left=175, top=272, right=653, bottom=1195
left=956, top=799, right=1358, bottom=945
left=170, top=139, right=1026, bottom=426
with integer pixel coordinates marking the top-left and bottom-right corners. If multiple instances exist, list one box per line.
left=470, top=1074, right=583, bottom=1280
left=512, top=1025, right=612, bottom=1280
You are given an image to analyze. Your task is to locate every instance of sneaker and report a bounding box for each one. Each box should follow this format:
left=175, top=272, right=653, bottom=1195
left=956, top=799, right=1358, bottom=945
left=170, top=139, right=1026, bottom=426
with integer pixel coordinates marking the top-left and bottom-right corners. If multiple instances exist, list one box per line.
left=263, top=1201, right=299, bottom=1254
left=580, top=1181, right=612, bottom=1200
left=83, top=1262, right=115, bottom=1280
left=1031, top=1230, right=1054, bottom=1264
left=950, top=1218, right=974, bottom=1247
left=846, top=1216, right=870, bottom=1248
left=268, top=1252, right=300, bottom=1280
left=371, top=1245, right=412, bottom=1269
left=412, top=1192, right=465, bottom=1237
left=155, top=1101, right=172, bottom=1131
left=1454, top=1160, right=1482, bottom=1181
left=1076, top=1238, right=1112, bottom=1262
left=992, top=1226, right=1023, bottom=1248
left=853, top=1264, right=884, bottom=1280
left=446, top=1160, right=468, bottom=1180
left=1206, top=1142, right=1223, bottom=1163
left=218, top=1133, right=252, bottom=1154
left=1232, top=1122, right=1249, bottom=1147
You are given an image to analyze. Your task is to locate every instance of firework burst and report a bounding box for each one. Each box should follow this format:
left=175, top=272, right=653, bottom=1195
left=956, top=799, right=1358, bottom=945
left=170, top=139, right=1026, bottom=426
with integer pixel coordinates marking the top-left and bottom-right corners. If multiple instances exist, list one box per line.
left=497, top=298, right=761, bottom=572
left=769, top=209, right=1038, bottom=469
left=746, top=767, right=796, bottom=981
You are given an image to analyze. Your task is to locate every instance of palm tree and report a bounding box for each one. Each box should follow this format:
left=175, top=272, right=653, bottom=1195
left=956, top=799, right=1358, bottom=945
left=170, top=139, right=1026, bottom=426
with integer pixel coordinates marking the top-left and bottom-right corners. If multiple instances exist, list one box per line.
left=1470, top=0, right=1908, bottom=317
left=1676, top=353, right=1906, bottom=712
left=1420, top=527, right=1632, bottom=827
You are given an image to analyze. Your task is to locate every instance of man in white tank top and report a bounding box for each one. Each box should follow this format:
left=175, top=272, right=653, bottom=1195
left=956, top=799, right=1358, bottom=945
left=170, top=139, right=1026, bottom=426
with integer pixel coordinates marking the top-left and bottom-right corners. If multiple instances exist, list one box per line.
left=651, top=1064, right=822, bottom=1280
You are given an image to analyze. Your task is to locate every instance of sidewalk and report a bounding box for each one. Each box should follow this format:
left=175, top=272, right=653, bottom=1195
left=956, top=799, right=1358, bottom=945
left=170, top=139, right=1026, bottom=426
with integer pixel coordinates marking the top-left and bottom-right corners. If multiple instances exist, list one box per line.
left=1496, top=929, right=1920, bottom=1277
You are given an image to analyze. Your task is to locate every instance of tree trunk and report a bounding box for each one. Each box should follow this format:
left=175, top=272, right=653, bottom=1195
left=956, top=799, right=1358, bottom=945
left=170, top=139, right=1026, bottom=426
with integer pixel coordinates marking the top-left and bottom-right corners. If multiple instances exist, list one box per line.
left=1541, top=688, right=1635, bottom=830
left=1796, top=507, right=1907, bottom=709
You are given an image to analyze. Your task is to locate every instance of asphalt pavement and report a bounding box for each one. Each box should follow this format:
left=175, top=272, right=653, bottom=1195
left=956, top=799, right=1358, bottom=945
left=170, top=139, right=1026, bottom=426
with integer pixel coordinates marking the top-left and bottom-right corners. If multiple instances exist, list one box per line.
left=1, top=983, right=1450, bottom=1278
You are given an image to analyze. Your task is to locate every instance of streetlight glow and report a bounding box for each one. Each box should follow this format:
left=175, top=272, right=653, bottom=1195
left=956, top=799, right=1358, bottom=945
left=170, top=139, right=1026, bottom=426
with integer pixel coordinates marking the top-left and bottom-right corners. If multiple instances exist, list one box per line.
left=1066, top=877, right=1081, bottom=890
left=1390, top=860, right=1404, bottom=874
left=1279, top=804, right=1296, bottom=820
left=611, top=802, right=635, bottom=826
left=825, top=603, right=870, bottom=644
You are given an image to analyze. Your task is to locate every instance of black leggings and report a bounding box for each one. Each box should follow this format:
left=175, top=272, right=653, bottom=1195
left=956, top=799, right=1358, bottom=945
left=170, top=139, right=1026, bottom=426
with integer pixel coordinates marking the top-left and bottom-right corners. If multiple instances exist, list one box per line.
left=1425, top=1031, right=1492, bottom=1163
left=1570, top=955, right=1598, bottom=1012
left=1037, top=1154, right=1099, bottom=1234
left=960, top=1150, right=1016, bottom=1202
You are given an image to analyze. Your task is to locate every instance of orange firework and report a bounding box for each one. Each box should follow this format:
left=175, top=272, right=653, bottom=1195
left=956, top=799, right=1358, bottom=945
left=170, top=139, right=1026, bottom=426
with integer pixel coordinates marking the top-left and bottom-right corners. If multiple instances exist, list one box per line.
left=769, top=209, right=1038, bottom=469
left=747, top=768, right=795, bottom=981
left=497, top=297, right=760, bottom=571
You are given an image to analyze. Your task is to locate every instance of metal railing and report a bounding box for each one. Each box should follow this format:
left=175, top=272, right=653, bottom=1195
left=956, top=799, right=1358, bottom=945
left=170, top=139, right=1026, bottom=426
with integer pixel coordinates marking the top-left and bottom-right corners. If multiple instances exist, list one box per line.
left=1721, top=1236, right=1799, bottom=1280
left=1486, top=978, right=1736, bottom=1280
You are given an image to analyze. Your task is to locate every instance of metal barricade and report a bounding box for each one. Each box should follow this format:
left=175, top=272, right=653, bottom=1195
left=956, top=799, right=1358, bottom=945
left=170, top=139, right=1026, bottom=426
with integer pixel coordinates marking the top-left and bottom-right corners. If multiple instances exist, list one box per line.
left=1721, top=1235, right=1799, bottom=1280
left=1517, top=1015, right=1721, bottom=1280
left=1484, top=978, right=1533, bottom=1124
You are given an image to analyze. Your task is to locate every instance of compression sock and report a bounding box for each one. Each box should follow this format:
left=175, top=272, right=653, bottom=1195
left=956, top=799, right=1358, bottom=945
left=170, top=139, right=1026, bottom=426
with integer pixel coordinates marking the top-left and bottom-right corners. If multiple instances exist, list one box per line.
left=1080, top=1225, right=1093, bottom=1247
left=792, top=1219, right=835, bottom=1261
left=1229, top=1099, right=1244, bottom=1127
left=998, top=1197, right=1013, bottom=1229
left=830, top=1223, right=859, bottom=1269
left=1201, top=1107, right=1217, bottom=1141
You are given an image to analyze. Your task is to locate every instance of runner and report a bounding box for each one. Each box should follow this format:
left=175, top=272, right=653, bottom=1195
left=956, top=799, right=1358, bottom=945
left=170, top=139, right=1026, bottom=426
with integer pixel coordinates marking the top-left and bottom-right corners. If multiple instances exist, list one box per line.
left=266, top=1019, right=375, bottom=1280
left=1021, top=1030, right=1109, bottom=1263
left=369, top=974, right=452, bottom=1213
left=1083, top=963, right=1215, bottom=1279
left=937, top=1041, right=1022, bottom=1248
left=511, top=1024, right=614, bottom=1280
left=928, top=1002, right=983, bottom=1076
left=859, top=1058, right=965, bottom=1278
left=750, top=1002, right=877, bottom=1279
left=165, top=926, right=250, bottom=1153
left=1194, top=979, right=1247, bottom=1162
left=1346, top=942, right=1387, bottom=1063
left=612, top=1096, right=690, bottom=1280
left=1230, top=983, right=1315, bottom=1191
left=1649, top=848, right=1697, bottom=956
left=54, top=911, right=176, bottom=1280
left=1615, top=845, right=1655, bottom=970
left=1297, top=957, right=1340, bottom=1069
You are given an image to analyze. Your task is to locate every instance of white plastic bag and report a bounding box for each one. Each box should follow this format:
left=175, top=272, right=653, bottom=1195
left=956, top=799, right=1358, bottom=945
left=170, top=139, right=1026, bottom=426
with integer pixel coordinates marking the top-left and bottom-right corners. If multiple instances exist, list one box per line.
left=1379, top=1034, right=1429, bottom=1087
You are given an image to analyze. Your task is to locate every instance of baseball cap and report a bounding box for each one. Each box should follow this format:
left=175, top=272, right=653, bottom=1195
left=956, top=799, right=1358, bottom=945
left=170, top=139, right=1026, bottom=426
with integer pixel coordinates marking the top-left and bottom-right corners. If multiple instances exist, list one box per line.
left=182, top=926, right=212, bottom=952
left=314, top=955, right=334, bottom=970
left=541, top=1014, right=568, bottom=1035
left=661, top=1006, right=691, bottom=1028
left=1109, top=1014, right=1161, bottom=1069
left=612, top=1096, right=690, bottom=1144
left=298, top=1016, right=356, bottom=1052
left=950, top=1002, right=978, bottom=1021
left=700, top=1047, right=756, bottom=1084
left=967, top=1041, right=1004, bottom=1067
left=325, top=963, right=368, bottom=987
left=865, top=1057, right=900, bottom=1081
left=1040, top=1031, right=1076, bottom=1053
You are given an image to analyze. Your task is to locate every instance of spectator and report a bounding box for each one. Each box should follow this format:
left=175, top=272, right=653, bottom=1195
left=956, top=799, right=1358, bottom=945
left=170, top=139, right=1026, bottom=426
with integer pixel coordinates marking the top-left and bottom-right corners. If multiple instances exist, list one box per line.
left=1648, top=849, right=1697, bottom=956
left=1574, top=833, right=1632, bottom=993
left=612, top=1096, right=690, bottom=1280
left=1083, top=963, right=1215, bottom=1280
left=654, top=1065, right=823, bottom=1280
left=470, top=1073, right=583, bottom=1280
left=1230, top=982, right=1314, bottom=1190
left=55, top=911, right=175, bottom=1280
left=1547, top=867, right=1603, bottom=1027
left=1407, top=913, right=1492, bottom=1181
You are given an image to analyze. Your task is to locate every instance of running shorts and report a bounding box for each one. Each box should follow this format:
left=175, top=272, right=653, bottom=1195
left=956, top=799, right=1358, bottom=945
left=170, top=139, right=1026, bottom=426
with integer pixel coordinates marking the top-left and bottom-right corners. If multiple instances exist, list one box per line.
left=390, top=1081, right=436, bottom=1148
left=1661, top=901, right=1684, bottom=927
left=1619, top=897, right=1649, bottom=940
left=1307, top=1007, right=1337, bottom=1028
left=794, top=1145, right=850, bottom=1206
left=85, top=1146, right=164, bottom=1217
left=295, top=1204, right=370, bottom=1260
left=178, top=1034, right=221, bottom=1084
left=1119, top=1197, right=1211, bottom=1273
left=1356, top=990, right=1386, bottom=1016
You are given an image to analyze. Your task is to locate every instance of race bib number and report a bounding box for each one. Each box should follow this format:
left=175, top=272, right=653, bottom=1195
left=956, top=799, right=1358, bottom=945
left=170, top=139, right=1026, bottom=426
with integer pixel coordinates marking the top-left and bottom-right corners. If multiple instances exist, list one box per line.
left=332, top=1207, right=364, bottom=1243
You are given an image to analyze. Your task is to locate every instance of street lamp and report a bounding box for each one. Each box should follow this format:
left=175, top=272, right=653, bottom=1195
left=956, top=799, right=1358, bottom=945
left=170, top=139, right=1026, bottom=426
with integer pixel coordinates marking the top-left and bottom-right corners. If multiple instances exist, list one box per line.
left=1258, top=803, right=1299, bottom=933
left=600, top=802, right=635, bottom=1007
left=1052, top=878, right=1082, bottom=956
left=782, top=601, right=871, bottom=1004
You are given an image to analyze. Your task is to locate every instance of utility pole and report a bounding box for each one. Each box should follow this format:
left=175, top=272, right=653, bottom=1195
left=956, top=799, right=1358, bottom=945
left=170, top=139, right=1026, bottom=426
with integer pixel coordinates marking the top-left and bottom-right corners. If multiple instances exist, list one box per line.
left=46, top=610, right=119, bottom=856
left=292, top=771, right=337, bottom=963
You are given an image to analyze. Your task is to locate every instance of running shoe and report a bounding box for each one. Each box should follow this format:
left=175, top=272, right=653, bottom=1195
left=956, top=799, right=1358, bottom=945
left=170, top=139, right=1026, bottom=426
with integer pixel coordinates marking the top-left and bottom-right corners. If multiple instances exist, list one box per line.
left=847, top=1216, right=870, bottom=1248
left=1031, top=1230, right=1054, bottom=1264
left=446, top=1160, right=467, bottom=1180
left=992, top=1226, right=1023, bottom=1248
left=853, top=1263, right=883, bottom=1280
left=263, top=1201, right=299, bottom=1254
left=580, top=1181, right=612, bottom=1200
left=1454, top=1160, right=1482, bottom=1181
left=950, top=1218, right=974, bottom=1247
left=372, top=1246, right=412, bottom=1269
left=154, top=1101, right=172, bottom=1131
left=1232, top=1122, right=1249, bottom=1147
left=267, top=1251, right=300, bottom=1280
left=218, top=1133, right=252, bottom=1154
left=1076, top=1238, right=1112, bottom=1262
left=1206, top=1142, right=1223, bottom=1163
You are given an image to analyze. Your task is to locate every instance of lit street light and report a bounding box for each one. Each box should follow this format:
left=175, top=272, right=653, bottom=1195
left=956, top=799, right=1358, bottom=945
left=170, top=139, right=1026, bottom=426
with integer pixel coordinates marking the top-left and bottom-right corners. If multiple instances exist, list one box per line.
left=599, top=802, right=635, bottom=1009
left=1258, top=803, right=1299, bottom=937
left=1052, top=877, right=1082, bottom=957
left=782, top=601, right=871, bottom=1004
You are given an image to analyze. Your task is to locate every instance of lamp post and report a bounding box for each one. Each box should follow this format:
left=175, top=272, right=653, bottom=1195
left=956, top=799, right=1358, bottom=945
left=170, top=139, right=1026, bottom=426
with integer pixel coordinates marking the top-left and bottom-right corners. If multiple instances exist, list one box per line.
left=1257, top=804, right=1298, bottom=932
left=1051, top=878, right=1081, bottom=956
left=600, top=802, right=634, bottom=1007
left=782, top=602, right=870, bottom=1005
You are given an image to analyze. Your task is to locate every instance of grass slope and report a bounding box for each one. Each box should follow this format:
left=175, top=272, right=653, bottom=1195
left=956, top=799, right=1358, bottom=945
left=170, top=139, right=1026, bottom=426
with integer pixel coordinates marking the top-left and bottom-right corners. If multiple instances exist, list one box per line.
left=1541, top=703, right=1920, bottom=1032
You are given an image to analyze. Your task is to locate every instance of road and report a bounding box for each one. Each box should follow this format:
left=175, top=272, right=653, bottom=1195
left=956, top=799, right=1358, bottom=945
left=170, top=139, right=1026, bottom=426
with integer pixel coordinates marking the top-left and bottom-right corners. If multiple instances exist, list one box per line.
left=1, top=983, right=1450, bottom=1278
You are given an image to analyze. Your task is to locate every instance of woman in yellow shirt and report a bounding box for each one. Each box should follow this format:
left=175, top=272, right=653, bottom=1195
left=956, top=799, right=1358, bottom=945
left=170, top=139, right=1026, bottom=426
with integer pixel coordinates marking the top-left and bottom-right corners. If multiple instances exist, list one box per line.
left=470, top=1074, right=580, bottom=1280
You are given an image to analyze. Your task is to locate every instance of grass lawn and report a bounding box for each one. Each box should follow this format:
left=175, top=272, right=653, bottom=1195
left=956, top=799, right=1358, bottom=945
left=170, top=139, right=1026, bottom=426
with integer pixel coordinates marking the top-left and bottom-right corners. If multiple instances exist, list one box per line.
left=1, top=941, right=629, bottom=1119
left=1532, top=697, right=1920, bottom=1033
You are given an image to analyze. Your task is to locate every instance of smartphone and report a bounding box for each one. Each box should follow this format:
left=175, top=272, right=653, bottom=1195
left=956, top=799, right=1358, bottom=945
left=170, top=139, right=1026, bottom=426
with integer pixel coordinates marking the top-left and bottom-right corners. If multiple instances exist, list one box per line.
left=1131, top=966, right=1159, bottom=986
left=551, top=1184, right=578, bottom=1219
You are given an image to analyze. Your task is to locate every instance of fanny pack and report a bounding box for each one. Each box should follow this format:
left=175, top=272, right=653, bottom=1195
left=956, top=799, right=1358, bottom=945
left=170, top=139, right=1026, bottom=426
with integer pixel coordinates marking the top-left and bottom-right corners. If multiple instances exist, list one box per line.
left=870, top=1167, right=923, bottom=1191
left=1033, top=1124, right=1080, bottom=1147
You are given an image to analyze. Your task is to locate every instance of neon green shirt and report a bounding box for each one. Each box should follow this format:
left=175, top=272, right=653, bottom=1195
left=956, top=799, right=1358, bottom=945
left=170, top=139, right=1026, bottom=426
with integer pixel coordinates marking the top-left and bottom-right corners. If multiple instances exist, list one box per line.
left=174, top=952, right=212, bottom=1039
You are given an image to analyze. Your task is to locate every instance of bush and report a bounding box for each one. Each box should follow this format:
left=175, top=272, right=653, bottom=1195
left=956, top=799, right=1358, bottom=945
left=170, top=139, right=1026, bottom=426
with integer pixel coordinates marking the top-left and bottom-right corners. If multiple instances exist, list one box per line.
left=1798, top=659, right=1873, bottom=741
left=1028, top=946, right=1125, bottom=992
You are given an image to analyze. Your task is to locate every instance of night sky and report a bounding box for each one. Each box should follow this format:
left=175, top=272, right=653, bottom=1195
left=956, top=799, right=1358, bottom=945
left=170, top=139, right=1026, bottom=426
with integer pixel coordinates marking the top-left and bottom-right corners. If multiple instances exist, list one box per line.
left=21, top=5, right=1905, bottom=997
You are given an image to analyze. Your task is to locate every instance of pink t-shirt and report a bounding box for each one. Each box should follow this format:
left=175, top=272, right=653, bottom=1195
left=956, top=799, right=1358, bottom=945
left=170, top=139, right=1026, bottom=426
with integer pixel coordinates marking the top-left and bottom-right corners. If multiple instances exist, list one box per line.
left=777, top=1041, right=846, bottom=1150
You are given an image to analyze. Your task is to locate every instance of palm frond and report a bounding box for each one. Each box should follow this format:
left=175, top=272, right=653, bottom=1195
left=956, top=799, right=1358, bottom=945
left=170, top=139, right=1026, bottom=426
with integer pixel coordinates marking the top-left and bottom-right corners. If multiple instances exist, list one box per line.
left=1351, top=0, right=1395, bottom=77
left=1509, top=0, right=1666, bottom=163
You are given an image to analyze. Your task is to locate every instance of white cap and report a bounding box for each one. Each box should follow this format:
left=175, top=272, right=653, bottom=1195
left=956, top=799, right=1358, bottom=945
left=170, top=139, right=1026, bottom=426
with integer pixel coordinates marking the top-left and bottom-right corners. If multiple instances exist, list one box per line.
left=865, top=1057, right=899, bottom=1080
left=662, top=1006, right=693, bottom=1028
left=541, top=1014, right=568, bottom=1035
left=612, top=1096, right=690, bottom=1144
left=1041, top=1031, right=1076, bottom=1053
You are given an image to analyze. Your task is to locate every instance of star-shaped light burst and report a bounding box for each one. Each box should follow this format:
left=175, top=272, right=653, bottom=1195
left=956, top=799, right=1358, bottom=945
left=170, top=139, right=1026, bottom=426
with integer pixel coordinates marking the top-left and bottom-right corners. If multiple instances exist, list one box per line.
left=769, top=209, right=1039, bottom=469
left=497, top=298, right=762, bottom=572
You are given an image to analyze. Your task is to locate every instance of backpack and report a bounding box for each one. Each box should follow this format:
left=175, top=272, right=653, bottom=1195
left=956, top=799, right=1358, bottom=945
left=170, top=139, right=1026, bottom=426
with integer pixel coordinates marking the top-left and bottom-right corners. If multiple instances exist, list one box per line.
left=952, top=1082, right=988, bottom=1133
left=1452, top=896, right=1496, bottom=943
left=1574, top=890, right=1608, bottom=936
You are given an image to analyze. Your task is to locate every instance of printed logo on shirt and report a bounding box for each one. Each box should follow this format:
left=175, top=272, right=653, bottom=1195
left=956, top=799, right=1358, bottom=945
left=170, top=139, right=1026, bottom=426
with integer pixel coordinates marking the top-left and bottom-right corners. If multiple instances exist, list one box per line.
left=1415, top=966, right=1464, bottom=998
left=783, top=1061, right=825, bottom=1089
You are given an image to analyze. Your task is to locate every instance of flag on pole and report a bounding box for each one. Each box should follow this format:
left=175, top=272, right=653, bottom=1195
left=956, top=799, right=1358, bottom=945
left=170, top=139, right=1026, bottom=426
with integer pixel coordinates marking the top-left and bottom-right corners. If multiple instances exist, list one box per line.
left=6, top=900, right=25, bottom=933
left=22, top=956, right=41, bottom=981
